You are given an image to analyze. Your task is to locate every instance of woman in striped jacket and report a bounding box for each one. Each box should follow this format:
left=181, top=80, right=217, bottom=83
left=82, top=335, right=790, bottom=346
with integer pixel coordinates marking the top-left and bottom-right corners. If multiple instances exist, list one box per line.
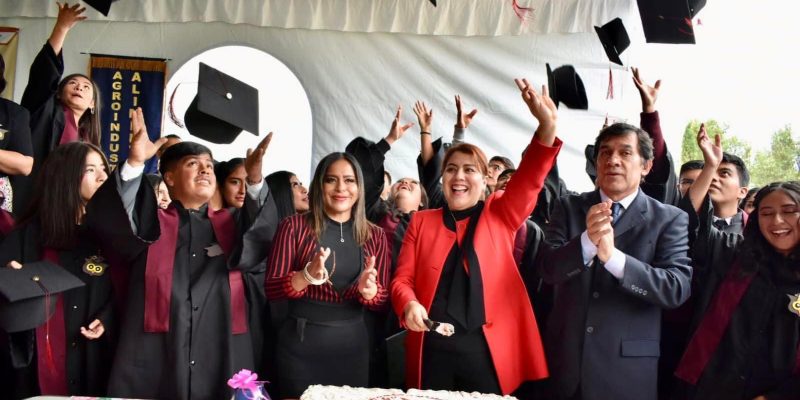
left=265, top=151, right=390, bottom=399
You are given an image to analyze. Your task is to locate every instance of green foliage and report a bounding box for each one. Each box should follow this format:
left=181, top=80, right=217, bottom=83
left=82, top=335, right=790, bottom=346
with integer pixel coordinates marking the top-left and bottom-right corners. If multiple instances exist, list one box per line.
left=680, top=120, right=800, bottom=187
left=748, top=125, right=800, bottom=186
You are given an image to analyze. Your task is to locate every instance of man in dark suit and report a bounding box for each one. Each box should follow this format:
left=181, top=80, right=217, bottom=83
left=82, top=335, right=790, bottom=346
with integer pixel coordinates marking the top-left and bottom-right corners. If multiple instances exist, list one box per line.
left=537, top=123, right=692, bottom=400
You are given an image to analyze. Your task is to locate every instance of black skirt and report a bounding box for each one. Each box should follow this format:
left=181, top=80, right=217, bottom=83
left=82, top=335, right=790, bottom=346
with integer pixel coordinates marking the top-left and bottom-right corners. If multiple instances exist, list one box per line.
left=276, top=300, right=369, bottom=399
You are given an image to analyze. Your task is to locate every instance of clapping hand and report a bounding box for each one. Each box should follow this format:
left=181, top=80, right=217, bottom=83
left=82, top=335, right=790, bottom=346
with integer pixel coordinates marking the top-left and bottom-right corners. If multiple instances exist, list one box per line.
left=357, top=255, right=378, bottom=300
left=307, top=247, right=331, bottom=282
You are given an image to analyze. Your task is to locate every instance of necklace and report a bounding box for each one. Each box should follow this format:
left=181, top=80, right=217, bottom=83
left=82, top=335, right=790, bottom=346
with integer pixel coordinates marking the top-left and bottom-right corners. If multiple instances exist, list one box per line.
left=339, top=221, right=345, bottom=243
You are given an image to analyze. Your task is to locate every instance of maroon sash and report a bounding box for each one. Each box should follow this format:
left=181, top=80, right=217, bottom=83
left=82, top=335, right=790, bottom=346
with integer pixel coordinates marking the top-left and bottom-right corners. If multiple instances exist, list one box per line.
left=675, top=261, right=800, bottom=383
left=0, top=209, right=14, bottom=235
left=143, top=206, right=247, bottom=334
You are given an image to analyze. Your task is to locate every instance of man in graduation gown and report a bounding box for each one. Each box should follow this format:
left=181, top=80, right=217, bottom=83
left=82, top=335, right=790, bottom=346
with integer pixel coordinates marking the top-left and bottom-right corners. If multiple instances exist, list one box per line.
left=86, top=109, right=272, bottom=400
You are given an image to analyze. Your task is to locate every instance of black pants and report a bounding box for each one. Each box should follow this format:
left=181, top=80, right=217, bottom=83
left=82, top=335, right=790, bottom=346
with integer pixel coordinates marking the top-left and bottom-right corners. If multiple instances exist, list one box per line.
left=276, top=303, right=369, bottom=399
left=421, top=334, right=501, bottom=395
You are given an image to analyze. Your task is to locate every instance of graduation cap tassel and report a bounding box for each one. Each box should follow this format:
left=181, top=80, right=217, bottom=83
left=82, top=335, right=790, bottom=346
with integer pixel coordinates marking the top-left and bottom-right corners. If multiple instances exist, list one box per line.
left=168, top=83, right=185, bottom=128
left=511, top=0, right=534, bottom=22
left=34, top=279, right=57, bottom=372
left=606, top=68, right=614, bottom=100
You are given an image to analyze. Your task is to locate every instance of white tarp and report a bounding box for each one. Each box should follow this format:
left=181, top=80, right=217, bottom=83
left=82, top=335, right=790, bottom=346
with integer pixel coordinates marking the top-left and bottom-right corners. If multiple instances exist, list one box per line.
left=0, top=0, right=671, bottom=192
left=5, top=0, right=636, bottom=37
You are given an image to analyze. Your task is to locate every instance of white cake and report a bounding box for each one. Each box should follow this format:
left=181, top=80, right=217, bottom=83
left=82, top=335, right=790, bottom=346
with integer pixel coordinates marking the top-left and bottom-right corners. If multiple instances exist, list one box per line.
left=300, top=385, right=518, bottom=400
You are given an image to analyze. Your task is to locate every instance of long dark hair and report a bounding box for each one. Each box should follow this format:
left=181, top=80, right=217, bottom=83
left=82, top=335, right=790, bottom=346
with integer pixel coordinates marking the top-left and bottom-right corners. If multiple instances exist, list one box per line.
left=18, top=142, right=109, bottom=248
left=266, top=170, right=299, bottom=221
left=214, top=157, right=245, bottom=208
left=306, top=152, right=372, bottom=245
left=739, top=181, right=800, bottom=275
left=57, top=73, right=102, bottom=146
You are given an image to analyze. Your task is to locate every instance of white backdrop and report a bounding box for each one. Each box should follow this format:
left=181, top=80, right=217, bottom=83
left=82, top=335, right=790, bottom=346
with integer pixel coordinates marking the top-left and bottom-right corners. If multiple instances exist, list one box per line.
left=0, top=0, right=681, bottom=192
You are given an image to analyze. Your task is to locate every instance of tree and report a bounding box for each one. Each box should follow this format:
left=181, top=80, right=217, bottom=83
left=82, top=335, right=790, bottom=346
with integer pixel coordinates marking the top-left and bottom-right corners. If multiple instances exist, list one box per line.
left=749, top=125, right=800, bottom=186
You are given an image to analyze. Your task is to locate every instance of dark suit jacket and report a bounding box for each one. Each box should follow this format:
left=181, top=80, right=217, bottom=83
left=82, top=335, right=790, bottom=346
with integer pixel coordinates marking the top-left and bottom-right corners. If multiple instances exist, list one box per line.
left=537, top=189, right=692, bottom=400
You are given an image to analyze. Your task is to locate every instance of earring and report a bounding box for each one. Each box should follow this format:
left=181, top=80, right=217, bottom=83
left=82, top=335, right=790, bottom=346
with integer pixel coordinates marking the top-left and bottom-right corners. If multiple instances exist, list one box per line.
left=90, top=107, right=95, bottom=115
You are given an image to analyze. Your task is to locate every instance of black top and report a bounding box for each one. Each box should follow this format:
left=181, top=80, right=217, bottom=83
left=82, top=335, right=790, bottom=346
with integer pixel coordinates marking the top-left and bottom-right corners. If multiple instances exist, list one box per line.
left=320, top=216, right=362, bottom=293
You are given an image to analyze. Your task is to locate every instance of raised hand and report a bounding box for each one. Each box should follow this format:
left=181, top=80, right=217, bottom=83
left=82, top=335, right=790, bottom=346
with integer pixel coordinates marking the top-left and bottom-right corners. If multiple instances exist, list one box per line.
left=49, top=2, right=87, bottom=55
left=357, top=255, right=378, bottom=300
left=128, top=107, right=167, bottom=167
left=385, top=106, right=414, bottom=145
left=413, top=101, right=433, bottom=133
left=80, top=319, right=105, bottom=340
left=631, top=67, right=661, bottom=114
left=454, top=95, right=477, bottom=129
left=244, top=132, right=273, bottom=184
left=55, top=2, right=87, bottom=31
left=515, top=78, right=557, bottom=145
left=403, top=300, right=430, bottom=332
left=696, top=123, right=722, bottom=167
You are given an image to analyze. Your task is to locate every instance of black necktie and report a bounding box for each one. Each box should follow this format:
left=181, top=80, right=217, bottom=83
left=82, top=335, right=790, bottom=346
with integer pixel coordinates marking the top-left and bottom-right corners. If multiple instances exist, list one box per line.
left=611, top=202, right=623, bottom=226
left=713, top=218, right=728, bottom=230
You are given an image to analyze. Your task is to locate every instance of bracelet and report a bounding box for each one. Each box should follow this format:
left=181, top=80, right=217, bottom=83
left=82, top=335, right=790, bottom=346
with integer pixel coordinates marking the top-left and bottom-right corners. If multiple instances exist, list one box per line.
left=420, top=131, right=431, bottom=136
left=302, top=262, right=328, bottom=285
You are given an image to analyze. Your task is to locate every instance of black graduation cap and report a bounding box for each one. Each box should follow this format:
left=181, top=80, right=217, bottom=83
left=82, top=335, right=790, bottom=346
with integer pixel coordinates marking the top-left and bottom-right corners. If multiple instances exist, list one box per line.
left=689, top=0, right=706, bottom=18
left=429, top=0, right=437, bottom=6
left=594, top=18, right=630, bottom=65
left=546, top=63, right=588, bottom=110
left=184, top=62, right=259, bottom=145
left=637, top=0, right=696, bottom=44
left=0, top=261, right=85, bottom=333
left=83, top=0, right=118, bottom=16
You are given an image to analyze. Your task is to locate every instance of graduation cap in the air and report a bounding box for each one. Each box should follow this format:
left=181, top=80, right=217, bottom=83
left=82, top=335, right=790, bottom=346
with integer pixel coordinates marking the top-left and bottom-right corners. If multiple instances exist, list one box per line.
left=637, top=0, right=696, bottom=44
left=0, top=261, right=85, bottom=333
left=594, top=18, right=630, bottom=65
left=184, top=62, right=260, bottom=145
left=546, top=63, right=588, bottom=110
left=83, top=0, right=118, bottom=16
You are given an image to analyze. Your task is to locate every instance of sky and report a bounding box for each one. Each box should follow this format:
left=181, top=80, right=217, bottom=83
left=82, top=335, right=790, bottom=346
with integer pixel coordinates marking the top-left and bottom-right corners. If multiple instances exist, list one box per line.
left=634, top=0, right=800, bottom=153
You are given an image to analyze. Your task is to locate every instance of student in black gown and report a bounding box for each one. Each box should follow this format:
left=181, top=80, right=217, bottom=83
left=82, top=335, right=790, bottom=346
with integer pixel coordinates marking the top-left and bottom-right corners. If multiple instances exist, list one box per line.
left=0, top=142, right=113, bottom=398
left=13, top=3, right=102, bottom=213
left=672, top=127, right=800, bottom=399
left=85, top=109, right=272, bottom=400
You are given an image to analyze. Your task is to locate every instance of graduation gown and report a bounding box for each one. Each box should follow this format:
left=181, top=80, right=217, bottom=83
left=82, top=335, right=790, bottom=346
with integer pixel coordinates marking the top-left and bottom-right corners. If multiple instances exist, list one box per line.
left=13, top=44, right=72, bottom=214
left=85, top=171, right=256, bottom=400
left=0, top=221, right=114, bottom=399
left=674, top=197, right=800, bottom=400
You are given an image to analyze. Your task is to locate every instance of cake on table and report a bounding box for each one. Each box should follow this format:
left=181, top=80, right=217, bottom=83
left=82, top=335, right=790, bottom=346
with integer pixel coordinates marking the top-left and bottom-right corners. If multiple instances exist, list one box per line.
left=300, top=385, right=518, bottom=399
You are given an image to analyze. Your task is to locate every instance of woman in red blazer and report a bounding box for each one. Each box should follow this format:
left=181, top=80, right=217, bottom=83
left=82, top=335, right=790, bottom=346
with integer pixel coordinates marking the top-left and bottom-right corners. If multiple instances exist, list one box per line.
left=391, top=79, right=561, bottom=395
